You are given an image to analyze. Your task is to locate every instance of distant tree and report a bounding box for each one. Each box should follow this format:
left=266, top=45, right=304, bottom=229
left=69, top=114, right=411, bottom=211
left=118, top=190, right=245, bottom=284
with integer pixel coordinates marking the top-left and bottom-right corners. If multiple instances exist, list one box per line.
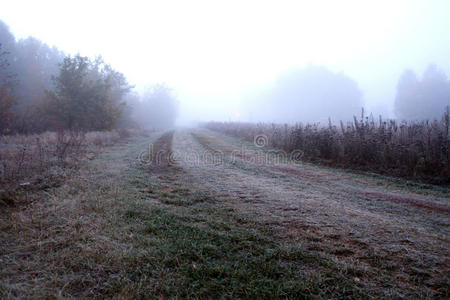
left=46, top=55, right=132, bottom=130
left=0, top=20, right=18, bottom=134
left=0, top=85, right=16, bottom=134
left=0, top=43, right=16, bottom=134
left=0, top=20, right=68, bottom=133
left=394, top=69, right=419, bottom=120
left=261, top=65, right=362, bottom=123
left=0, top=21, right=17, bottom=88
left=135, top=84, right=178, bottom=129
left=0, top=19, right=137, bottom=133
left=395, top=64, right=450, bottom=120
left=0, top=21, right=16, bottom=64
left=0, top=44, right=15, bottom=86
left=116, top=92, right=140, bottom=128
left=13, top=37, right=64, bottom=132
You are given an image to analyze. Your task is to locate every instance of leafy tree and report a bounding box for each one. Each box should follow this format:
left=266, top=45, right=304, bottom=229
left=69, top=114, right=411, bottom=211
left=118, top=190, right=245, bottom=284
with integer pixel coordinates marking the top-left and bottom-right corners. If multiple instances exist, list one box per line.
left=0, top=20, right=67, bottom=133
left=46, top=55, right=131, bottom=130
left=395, top=64, right=450, bottom=120
left=0, top=19, right=137, bottom=133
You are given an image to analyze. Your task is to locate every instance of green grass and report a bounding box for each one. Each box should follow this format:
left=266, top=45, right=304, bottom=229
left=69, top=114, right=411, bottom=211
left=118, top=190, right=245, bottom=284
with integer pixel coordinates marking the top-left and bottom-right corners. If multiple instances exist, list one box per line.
left=113, top=188, right=371, bottom=299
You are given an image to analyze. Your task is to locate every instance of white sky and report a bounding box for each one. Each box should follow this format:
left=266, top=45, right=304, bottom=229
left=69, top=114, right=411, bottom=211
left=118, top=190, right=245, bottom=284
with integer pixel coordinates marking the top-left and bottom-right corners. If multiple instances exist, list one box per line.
left=1, top=0, right=450, bottom=123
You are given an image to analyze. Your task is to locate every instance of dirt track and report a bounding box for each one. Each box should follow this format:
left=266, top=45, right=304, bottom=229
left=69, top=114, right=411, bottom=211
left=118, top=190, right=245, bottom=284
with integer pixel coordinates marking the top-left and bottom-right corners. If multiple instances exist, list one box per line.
left=156, top=128, right=450, bottom=295
left=2, top=129, right=448, bottom=298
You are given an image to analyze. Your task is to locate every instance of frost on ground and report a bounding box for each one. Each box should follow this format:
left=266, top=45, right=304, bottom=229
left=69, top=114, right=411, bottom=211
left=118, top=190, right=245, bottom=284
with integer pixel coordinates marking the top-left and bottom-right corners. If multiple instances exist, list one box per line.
left=172, top=129, right=449, bottom=296
left=1, top=129, right=448, bottom=298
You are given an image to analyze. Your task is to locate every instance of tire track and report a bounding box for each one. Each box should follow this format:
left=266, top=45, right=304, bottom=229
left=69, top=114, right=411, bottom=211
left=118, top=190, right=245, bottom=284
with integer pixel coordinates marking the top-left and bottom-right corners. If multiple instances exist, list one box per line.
left=169, top=128, right=449, bottom=297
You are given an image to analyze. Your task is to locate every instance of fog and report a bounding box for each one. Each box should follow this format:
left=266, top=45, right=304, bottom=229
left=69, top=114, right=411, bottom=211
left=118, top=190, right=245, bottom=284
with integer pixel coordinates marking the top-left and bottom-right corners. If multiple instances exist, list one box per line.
left=1, top=0, right=450, bottom=126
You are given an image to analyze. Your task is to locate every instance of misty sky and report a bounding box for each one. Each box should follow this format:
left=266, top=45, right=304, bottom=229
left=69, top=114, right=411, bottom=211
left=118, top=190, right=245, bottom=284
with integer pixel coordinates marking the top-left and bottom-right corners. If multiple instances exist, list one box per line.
left=1, top=0, right=450, bottom=124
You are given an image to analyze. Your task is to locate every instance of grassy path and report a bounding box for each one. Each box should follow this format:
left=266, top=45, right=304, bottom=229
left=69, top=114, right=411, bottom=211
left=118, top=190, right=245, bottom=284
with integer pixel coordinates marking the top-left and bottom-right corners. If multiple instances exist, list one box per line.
left=171, top=129, right=449, bottom=298
left=1, top=130, right=448, bottom=298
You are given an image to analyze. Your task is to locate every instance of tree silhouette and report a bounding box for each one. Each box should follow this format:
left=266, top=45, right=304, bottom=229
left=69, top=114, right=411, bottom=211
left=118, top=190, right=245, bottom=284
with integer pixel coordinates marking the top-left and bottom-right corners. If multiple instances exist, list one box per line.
left=134, top=84, right=178, bottom=129
left=262, top=65, right=362, bottom=123
left=395, top=64, right=450, bottom=120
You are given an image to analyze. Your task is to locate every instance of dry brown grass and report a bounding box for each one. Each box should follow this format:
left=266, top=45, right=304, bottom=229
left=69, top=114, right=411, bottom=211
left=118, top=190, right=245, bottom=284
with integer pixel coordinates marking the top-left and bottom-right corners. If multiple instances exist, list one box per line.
left=0, top=129, right=144, bottom=207
left=205, top=109, right=450, bottom=184
left=0, top=131, right=154, bottom=298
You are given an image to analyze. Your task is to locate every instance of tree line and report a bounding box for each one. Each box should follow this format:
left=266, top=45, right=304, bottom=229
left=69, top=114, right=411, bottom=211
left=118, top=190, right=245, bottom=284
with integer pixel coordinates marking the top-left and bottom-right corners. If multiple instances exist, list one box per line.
left=244, top=64, right=449, bottom=124
left=0, top=20, right=178, bottom=134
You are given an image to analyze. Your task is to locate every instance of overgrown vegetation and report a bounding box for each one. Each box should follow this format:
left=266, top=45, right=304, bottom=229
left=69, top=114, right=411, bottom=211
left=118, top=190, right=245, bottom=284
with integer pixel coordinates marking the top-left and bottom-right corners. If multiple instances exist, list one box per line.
left=205, top=109, right=450, bottom=184
left=0, top=129, right=140, bottom=206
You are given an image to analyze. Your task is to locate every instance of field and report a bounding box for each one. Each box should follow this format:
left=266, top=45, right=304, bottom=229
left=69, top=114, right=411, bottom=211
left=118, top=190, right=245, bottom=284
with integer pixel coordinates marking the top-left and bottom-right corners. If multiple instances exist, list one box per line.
left=1, top=129, right=449, bottom=298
